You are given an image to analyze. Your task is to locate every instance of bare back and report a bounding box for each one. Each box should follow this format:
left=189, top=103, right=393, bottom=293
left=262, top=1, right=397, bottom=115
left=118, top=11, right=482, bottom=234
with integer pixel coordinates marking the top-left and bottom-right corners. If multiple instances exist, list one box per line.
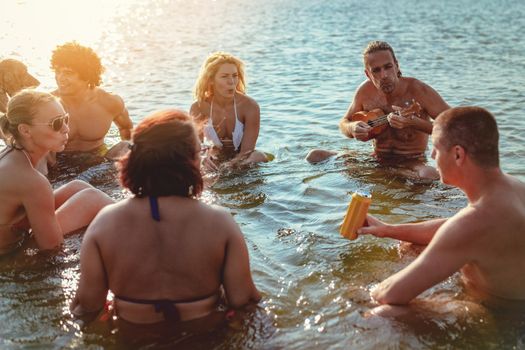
left=0, top=145, right=72, bottom=252
left=458, top=175, right=525, bottom=300
left=0, top=148, right=33, bottom=249
left=402, top=174, right=525, bottom=304
left=76, top=195, right=260, bottom=322
left=97, top=197, right=227, bottom=297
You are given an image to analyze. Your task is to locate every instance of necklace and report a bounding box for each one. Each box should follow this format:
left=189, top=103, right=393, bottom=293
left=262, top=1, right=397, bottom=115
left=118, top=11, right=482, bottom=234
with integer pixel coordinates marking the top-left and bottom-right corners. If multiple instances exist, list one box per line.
left=210, top=99, right=232, bottom=134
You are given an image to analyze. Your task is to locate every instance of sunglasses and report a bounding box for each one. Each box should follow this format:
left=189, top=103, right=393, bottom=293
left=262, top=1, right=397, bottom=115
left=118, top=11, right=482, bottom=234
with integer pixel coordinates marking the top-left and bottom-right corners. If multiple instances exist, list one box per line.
left=32, top=113, right=69, bottom=132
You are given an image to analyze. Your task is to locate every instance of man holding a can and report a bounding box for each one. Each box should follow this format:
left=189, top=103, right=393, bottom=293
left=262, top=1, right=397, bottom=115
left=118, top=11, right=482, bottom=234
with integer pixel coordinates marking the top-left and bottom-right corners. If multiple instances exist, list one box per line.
left=359, top=106, right=525, bottom=311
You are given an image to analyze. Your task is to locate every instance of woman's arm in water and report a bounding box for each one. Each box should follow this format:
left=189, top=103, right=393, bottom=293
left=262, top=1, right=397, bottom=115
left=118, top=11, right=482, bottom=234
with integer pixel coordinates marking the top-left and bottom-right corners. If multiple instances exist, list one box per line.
left=71, top=211, right=109, bottom=318
left=189, top=101, right=208, bottom=142
left=221, top=211, right=261, bottom=307
left=21, top=172, right=63, bottom=249
left=237, top=97, right=260, bottom=157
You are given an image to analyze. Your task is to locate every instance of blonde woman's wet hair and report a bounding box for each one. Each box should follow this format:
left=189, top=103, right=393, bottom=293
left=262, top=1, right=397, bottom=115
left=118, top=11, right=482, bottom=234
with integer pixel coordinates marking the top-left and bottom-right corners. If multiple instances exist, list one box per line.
left=193, top=52, right=246, bottom=102
left=0, top=89, right=56, bottom=146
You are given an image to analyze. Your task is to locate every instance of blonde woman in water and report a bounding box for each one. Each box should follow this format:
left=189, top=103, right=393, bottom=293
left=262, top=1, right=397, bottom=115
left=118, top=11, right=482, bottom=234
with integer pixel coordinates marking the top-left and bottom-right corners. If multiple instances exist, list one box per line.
left=190, top=52, right=268, bottom=168
left=0, top=89, right=113, bottom=254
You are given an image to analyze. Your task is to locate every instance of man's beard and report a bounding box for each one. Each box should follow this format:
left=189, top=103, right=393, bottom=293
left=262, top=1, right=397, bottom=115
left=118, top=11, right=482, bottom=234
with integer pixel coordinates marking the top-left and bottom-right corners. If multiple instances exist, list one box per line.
left=380, top=81, right=394, bottom=94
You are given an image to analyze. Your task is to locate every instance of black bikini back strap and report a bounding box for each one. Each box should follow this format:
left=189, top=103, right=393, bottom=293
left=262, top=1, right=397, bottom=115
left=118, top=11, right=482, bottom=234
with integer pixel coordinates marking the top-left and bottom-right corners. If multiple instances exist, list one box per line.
left=115, top=291, right=217, bottom=305
left=149, top=196, right=160, bottom=222
left=116, top=295, right=180, bottom=321
left=154, top=301, right=179, bottom=322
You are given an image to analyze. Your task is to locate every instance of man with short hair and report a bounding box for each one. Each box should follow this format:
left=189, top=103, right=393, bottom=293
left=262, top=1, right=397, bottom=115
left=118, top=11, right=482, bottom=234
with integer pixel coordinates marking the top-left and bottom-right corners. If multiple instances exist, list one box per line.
left=307, top=41, right=450, bottom=179
left=359, top=107, right=525, bottom=309
left=51, top=42, right=133, bottom=157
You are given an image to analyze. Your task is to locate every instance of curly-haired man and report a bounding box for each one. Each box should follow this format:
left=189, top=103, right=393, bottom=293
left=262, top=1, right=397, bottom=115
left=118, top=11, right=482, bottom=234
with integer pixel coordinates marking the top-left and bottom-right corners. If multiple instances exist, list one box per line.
left=51, top=42, right=133, bottom=157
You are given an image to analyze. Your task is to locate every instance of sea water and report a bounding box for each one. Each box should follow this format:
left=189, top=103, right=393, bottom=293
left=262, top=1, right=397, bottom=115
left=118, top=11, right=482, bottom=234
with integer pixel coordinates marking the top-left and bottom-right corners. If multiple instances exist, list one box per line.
left=1, top=0, right=524, bottom=348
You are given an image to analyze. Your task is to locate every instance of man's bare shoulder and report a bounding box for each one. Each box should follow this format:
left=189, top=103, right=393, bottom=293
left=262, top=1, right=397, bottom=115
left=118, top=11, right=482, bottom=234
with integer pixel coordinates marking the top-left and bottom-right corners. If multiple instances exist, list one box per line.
left=437, top=206, right=488, bottom=242
left=488, top=176, right=525, bottom=223
left=505, top=174, right=525, bottom=199
left=355, top=80, right=376, bottom=96
left=94, top=88, right=125, bottom=115
left=438, top=203, right=508, bottom=252
left=352, top=80, right=379, bottom=107
left=404, top=77, right=438, bottom=95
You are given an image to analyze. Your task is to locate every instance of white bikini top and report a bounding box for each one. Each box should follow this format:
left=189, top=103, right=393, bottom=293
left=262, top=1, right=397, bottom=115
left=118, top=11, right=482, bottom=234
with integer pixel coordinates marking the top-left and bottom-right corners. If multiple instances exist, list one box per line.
left=203, top=96, right=244, bottom=151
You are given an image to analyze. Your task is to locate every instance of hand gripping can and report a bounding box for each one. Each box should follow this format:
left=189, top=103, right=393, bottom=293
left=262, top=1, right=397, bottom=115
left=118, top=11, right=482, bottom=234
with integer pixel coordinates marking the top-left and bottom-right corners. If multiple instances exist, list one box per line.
left=340, top=192, right=372, bottom=240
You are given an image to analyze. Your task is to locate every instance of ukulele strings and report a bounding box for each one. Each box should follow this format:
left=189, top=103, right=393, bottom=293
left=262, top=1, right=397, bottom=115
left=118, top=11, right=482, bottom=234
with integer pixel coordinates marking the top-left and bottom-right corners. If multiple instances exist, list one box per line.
left=367, top=114, right=390, bottom=127
left=367, top=109, right=416, bottom=127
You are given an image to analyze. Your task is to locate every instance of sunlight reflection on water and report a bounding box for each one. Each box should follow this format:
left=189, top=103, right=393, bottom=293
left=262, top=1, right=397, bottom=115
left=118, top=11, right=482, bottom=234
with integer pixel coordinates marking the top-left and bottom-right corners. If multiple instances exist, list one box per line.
left=1, top=0, right=525, bottom=348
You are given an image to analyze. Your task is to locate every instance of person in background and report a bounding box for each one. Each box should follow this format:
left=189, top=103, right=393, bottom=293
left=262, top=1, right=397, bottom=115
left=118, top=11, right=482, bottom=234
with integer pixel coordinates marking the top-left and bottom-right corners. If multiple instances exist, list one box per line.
left=71, top=109, right=261, bottom=326
left=190, top=52, right=268, bottom=168
left=307, top=41, right=449, bottom=179
left=51, top=41, right=133, bottom=159
left=0, top=89, right=113, bottom=255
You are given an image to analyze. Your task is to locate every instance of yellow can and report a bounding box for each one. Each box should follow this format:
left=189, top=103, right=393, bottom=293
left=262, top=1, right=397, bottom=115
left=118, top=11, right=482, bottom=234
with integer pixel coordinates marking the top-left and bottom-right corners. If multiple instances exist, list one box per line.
left=340, top=192, right=372, bottom=240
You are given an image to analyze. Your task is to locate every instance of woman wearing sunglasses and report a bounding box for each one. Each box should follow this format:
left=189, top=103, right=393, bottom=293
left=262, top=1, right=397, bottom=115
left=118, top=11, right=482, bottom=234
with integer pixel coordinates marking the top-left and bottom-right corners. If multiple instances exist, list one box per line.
left=71, top=109, right=260, bottom=331
left=0, top=89, right=114, bottom=254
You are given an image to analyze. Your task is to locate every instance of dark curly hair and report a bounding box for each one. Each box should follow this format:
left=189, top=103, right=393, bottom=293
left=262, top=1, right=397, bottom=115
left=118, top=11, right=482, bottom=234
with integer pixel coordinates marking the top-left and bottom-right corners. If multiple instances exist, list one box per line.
left=51, top=42, right=104, bottom=88
left=118, top=109, right=203, bottom=198
left=435, top=106, right=499, bottom=168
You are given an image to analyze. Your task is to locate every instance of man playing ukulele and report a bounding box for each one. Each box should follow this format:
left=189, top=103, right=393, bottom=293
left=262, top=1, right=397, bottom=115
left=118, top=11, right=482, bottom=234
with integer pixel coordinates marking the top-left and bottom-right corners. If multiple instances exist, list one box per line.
left=307, top=41, right=449, bottom=179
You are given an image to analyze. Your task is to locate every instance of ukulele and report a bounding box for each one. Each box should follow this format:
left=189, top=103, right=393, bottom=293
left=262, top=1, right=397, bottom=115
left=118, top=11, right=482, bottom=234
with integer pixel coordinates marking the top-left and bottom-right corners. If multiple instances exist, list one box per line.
left=350, top=100, right=423, bottom=141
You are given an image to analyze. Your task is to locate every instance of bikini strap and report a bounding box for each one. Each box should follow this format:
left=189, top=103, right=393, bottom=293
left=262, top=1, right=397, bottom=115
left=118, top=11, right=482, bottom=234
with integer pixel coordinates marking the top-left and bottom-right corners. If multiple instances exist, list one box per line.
left=114, top=290, right=219, bottom=322
left=233, top=95, right=238, bottom=120
left=0, top=146, right=33, bottom=167
left=149, top=196, right=160, bottom=222
left=115, top=291, right=218, bottom=305
left=115, top=295, right=180, bottom=322
left=21, top=149, right=33, bottom=167
left=0, top=146, right=14, bottom=162
left=210, top=97, right=237, bottom=121
left=154, top=301, right=179, bottom=322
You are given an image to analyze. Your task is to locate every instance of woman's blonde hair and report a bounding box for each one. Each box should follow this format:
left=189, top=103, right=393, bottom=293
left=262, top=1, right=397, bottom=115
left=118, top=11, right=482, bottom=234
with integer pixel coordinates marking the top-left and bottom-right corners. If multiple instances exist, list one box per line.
left=193, top=52, right=246, bottom=102
left=0, top=89, right=56, bottom=146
